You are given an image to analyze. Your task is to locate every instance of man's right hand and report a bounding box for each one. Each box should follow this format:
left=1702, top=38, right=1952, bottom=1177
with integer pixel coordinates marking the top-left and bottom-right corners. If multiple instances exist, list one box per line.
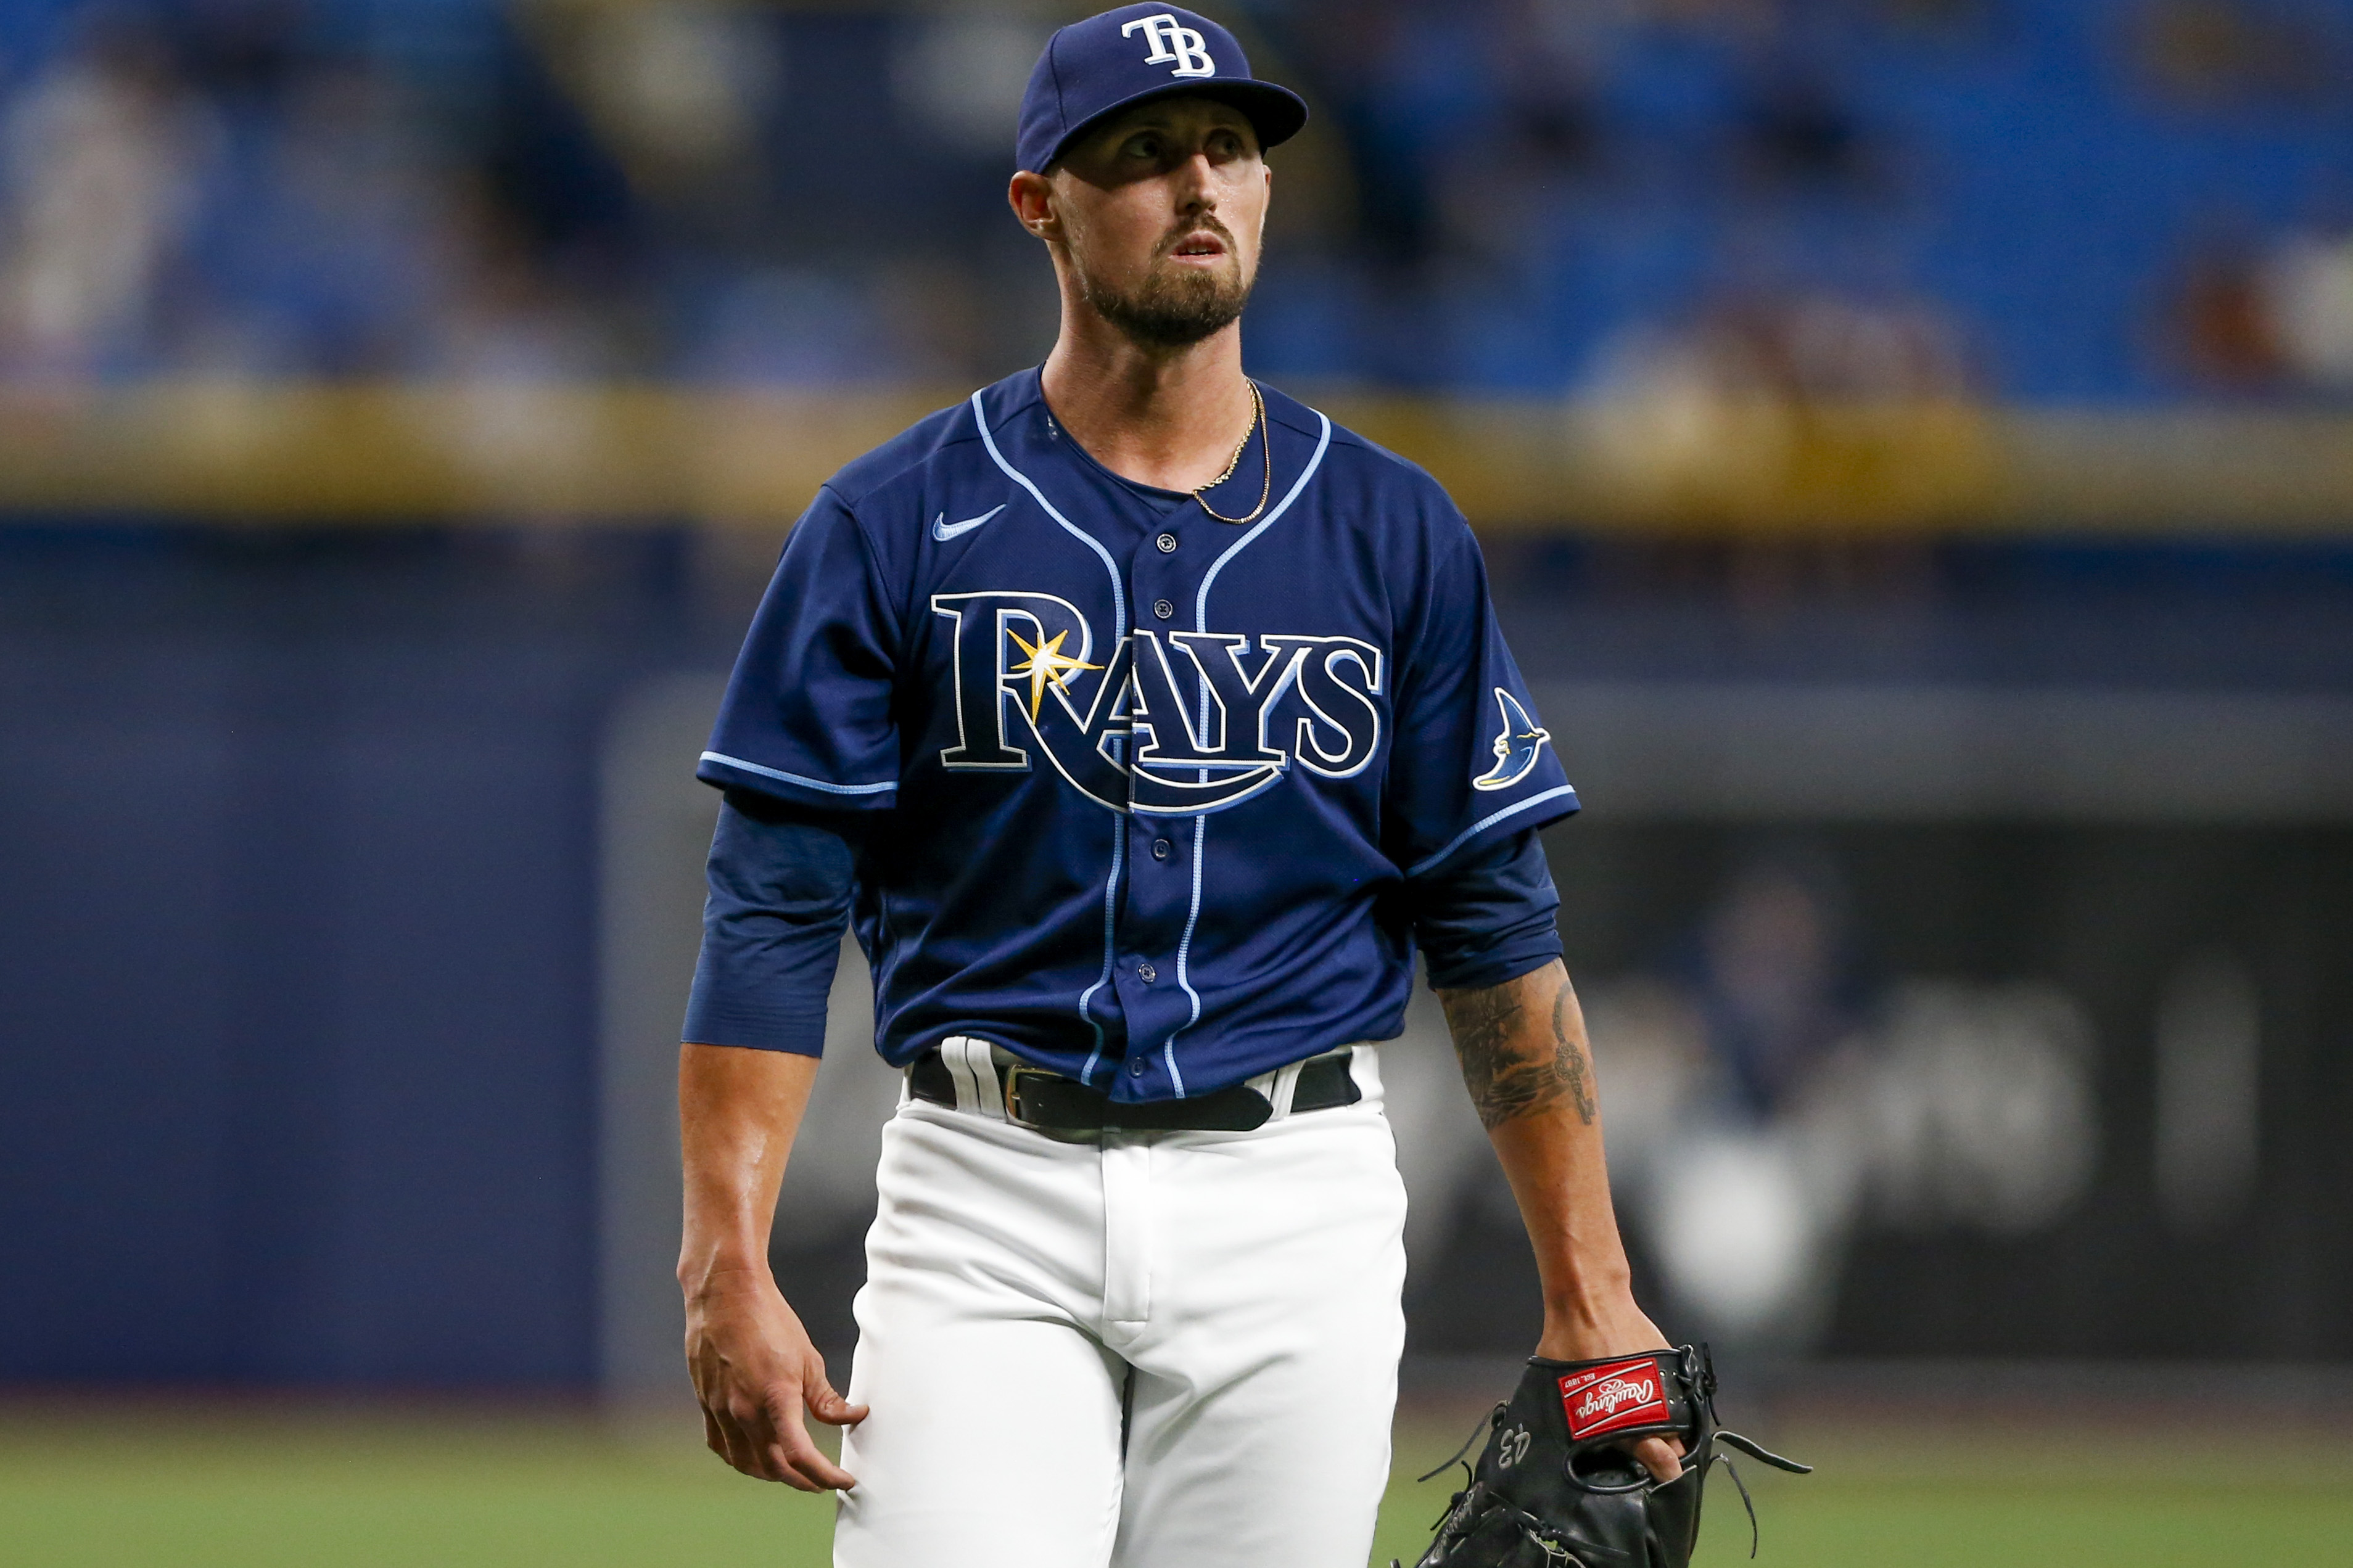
left=684, top=1264, right=868, bottom=1490
left=678, top=1044, right=859, bottom=1488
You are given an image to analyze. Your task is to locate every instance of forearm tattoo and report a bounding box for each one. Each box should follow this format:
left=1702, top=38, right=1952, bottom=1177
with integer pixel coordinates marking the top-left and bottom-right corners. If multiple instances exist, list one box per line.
left=1440, top=970, right=1598, bottom=1131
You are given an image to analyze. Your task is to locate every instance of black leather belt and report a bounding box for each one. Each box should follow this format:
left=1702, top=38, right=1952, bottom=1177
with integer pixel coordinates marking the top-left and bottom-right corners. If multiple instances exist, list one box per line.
left=909, top=1045, right=1362, bottom=1133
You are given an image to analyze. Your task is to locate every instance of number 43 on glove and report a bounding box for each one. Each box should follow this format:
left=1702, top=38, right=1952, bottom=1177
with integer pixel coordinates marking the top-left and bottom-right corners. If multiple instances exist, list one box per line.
left=1401, top=1345, right=1810, bottom=1568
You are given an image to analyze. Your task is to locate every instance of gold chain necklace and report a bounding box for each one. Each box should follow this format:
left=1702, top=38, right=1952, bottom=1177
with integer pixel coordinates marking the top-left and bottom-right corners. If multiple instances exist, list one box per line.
left=1192, top=381, right=1272, bottom=525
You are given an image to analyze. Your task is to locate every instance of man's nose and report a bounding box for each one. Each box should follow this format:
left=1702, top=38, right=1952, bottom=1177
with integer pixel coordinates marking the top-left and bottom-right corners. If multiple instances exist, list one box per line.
left=1172, top=150, right=1219, bottom=211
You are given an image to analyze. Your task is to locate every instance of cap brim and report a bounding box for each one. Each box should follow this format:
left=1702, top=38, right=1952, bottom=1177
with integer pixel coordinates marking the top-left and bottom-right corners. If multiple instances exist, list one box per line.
left=1037, top=79, right=1309, bottom=173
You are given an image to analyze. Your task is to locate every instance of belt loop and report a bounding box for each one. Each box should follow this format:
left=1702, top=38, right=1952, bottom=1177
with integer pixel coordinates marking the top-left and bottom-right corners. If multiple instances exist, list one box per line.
left=1266, top=1059, right=1305, bottom=1120
left=941, top=1036, right=1006, bottom=1120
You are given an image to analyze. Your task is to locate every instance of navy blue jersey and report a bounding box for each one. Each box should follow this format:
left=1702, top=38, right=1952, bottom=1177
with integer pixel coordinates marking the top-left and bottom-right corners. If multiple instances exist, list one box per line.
left=699, top=369, right=1575, bottom=1101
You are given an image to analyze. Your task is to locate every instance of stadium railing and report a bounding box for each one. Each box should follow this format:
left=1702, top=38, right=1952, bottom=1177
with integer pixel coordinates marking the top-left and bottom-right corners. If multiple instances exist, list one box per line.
left=4, top=380, right=2350, bottom=535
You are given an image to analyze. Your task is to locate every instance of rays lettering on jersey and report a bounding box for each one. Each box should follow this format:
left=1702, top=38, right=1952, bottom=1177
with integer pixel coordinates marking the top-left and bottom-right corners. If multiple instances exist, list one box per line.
left=931, top=591, right=1380, bottom=815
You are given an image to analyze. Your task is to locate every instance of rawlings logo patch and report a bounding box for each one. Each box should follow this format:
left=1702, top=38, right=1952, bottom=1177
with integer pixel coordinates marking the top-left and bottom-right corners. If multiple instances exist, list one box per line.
left=1557, top=1358, right=1670, bottom=1441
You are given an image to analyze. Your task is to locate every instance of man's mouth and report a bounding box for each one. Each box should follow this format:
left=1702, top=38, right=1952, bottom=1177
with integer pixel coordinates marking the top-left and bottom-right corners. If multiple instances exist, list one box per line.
left=1169, top=232, right=1229, bottom=259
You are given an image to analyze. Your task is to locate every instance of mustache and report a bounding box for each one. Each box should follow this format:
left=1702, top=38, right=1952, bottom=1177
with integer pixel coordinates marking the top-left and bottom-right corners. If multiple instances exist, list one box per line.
left=1155, top=213, right=1237, bottom=260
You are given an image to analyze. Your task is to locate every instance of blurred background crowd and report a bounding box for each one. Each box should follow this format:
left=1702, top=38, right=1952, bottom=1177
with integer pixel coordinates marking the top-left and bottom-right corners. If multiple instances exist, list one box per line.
left=6, top=0, right=2353, bottom=396
left=2, top=0, right=2348, bottom=1417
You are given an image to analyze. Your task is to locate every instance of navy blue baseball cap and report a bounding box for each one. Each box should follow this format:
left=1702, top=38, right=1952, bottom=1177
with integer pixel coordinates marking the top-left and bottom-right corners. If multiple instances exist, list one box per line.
left=1015, top=5, right=1309, bottom=174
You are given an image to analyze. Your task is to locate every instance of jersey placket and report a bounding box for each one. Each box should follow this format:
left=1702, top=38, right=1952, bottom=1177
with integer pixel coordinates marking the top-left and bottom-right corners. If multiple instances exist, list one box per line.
left=1106, top=516, right=1205, bottom=1099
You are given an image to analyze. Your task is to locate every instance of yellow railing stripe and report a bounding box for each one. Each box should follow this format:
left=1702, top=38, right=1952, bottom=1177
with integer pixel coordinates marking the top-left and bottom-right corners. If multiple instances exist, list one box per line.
left=1, top=380, right=2347, bottom=535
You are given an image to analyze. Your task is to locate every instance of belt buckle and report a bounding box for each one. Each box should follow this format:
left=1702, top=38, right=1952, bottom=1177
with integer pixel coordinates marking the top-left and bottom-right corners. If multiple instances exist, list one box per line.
left=999, top=1061, right=1045, bottom=1128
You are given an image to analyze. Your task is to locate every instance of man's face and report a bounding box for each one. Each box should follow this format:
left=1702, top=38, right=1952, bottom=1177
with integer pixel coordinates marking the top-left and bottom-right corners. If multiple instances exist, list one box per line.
left=1031, top=97, right=1269, bottom=349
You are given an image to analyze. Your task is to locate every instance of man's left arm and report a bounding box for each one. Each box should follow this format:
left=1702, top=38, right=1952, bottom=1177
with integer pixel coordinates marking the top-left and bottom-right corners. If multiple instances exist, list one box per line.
left=1437, top=957, right=1685, bottom=1483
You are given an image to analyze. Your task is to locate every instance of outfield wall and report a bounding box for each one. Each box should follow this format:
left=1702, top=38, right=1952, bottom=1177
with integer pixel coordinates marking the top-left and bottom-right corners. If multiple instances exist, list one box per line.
left=2, top=524, right=2347, bottom=1388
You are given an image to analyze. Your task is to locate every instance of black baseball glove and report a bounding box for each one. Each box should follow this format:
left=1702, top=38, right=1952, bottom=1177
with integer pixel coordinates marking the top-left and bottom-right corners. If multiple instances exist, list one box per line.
left=1399, top=1345, right=1809, bottom=1568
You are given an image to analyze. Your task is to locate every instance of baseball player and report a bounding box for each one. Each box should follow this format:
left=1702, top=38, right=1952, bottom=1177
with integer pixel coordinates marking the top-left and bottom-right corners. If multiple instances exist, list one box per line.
left=675, top=9, right=1680, bottom=1566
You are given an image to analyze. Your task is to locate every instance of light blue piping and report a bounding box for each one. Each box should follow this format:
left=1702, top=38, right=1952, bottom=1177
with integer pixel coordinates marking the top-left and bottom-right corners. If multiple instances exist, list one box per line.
left=970, top=388, right=1131, bottom=1078
left=1161, top=403, right=1334, bottom=1088
left=971, top=390, right=1126, bottom=630
left=1404, top=785, right=1581, bottom=877
left=1075, top=829, right=1123, bottom=1085
left=699, top=751, right=897, bottom=796
left=1193, top=411, right=1332, bottom=630
left=1162, top=818, right=1203, bottom=1097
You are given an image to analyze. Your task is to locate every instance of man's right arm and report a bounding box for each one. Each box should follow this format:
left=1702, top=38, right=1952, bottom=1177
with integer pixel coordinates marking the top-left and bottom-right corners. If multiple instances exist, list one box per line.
left=677, top=790, right=867, bottom=1490
left=679, top=1042, right=865, bottom=1490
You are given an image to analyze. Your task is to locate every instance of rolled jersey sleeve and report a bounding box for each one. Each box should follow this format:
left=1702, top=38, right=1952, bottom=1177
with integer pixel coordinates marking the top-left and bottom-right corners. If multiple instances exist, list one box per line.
left=1406, top=826, right=1564, bottom=992
left=1383, top=512, right=1578, bottom=879
left=682, top=790, right=860, bottom=1056
left=698, top=486, right=902, bottom=810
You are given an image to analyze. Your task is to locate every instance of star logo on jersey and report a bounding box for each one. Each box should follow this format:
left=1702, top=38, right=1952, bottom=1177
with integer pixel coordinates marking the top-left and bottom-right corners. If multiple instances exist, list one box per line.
left=1008, top=627, right=1102, bottom=721
left=1472, top=688, right=1551, bottom=791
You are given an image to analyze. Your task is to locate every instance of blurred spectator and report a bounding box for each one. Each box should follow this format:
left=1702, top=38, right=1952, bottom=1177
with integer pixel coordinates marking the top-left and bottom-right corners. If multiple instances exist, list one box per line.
left=1584, top=283, right=1983, bottom=519
left=2168, top=222, right=2353, bottom=393
left=679, top=266, right=916, bottom=385
left=1735, top=63, right=1873, bottom=191
left=1586, top=846, right=2102, bottom=1354
left=564, top=2, right=781, bottom=220
left=179, top=62, right=448, bottom=374
left=1584, top=848, right=1873, bottom=1355
left=1595, top=850, right=1867, bottom=1135
left=1683, top=851, right=1861, bottom=1119
left=1288, top=0, right=1441, bottom=269
left=172, top=0, right=307, bottom=101
left=1424, top=24, right=1611, bottom=271
left=2259, top=228, right=2353, bottom=389
left=424, top=179, right=617, bottom=381
left=1494, top=1, right=1608, bottom=179
left=2128, top=0, right=2340, bottom=107
left=0, top=14, right=214, bottom=377
left=892, top=9, right=1052, bottom=157
left=1601, top=287, right=1971, bottom=401
left=2170, top=237, right=2286, bottom=387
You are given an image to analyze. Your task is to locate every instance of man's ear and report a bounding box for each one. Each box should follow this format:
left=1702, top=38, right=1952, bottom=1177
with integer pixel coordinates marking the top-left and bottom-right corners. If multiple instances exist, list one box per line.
left=1008, top=170, right=1058, bottom=240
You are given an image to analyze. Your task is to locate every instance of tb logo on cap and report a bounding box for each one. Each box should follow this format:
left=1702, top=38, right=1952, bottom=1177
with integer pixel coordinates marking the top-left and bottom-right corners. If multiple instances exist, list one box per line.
left=1122, top=12, right=1217, bottom=78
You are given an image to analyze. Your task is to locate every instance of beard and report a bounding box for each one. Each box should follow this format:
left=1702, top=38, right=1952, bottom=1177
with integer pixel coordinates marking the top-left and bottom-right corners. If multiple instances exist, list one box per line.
left=1074, top=224, right=1255, bottom=349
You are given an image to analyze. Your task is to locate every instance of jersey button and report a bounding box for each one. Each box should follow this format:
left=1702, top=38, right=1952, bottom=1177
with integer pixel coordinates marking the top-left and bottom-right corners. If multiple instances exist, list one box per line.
left=1129, top=1057, right=1148, bottom=1076
left=1155, top=532, right=1179, bottom=554
left=1152, top=599, right=1174, bottom=620
left=1137, top=961, right=1158, bottom=982
left=1151, top=837, right=1172, bottom=860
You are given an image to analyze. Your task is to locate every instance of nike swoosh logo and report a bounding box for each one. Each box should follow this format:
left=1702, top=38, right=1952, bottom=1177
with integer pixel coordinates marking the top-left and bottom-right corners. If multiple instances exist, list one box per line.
left=931, top=503, right=1007, bottom=541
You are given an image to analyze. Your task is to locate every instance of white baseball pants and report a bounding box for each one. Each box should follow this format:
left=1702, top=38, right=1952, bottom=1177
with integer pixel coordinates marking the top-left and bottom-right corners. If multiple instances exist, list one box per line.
left=832, top=1046, right=1408, bottom=1568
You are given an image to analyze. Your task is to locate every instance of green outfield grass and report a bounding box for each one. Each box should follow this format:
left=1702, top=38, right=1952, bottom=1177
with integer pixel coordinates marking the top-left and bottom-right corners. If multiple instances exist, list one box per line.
left=2, top=1400, right=2345, bottom=1567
